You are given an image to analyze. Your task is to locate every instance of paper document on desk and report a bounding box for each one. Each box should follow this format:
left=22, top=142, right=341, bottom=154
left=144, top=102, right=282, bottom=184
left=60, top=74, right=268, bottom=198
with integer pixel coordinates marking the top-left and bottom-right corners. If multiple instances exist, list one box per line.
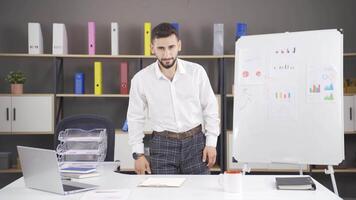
left=138, top=177, right=186, bottom=187
left=80, top=189, right=130, bottom=200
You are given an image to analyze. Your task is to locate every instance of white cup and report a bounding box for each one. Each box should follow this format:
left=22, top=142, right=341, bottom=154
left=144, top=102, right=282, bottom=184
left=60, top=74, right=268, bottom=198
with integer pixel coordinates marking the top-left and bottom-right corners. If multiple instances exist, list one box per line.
left=219, top=170, right=242, bottom=193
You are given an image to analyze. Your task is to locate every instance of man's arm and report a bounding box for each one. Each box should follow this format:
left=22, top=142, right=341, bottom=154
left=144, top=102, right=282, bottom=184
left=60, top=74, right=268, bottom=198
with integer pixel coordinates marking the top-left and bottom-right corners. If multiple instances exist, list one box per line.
left=199, top=68, right=220, bottom=168
left=127, top=75, right=151, bottom=174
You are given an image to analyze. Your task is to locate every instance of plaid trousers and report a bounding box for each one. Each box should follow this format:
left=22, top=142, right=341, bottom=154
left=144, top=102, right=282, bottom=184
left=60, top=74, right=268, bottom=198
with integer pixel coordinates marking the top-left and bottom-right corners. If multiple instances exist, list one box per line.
left=149, top=131, right=210, bottom=174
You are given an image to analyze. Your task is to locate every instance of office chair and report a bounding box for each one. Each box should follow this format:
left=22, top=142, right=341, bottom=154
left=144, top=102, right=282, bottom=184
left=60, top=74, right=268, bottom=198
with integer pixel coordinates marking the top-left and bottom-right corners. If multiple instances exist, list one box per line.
left=54, top=114, right=115, bottom=161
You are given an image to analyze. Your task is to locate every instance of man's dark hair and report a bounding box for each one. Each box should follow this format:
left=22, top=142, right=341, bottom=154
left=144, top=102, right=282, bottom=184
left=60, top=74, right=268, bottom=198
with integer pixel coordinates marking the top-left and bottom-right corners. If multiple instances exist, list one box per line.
left=151, top=23, right=179, bottom=42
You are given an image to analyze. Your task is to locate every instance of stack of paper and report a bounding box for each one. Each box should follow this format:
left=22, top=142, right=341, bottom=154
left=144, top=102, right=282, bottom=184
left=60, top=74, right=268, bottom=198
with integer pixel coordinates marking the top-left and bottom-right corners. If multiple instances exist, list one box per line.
left=138, top=177, right=186, bottom=187
left=61, top=167, right=99, bottom=179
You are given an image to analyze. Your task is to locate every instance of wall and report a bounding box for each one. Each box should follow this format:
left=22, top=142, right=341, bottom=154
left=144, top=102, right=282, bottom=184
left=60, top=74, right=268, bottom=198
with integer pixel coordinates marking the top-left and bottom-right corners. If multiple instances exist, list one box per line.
left=1, top=0, right=356, bottom=196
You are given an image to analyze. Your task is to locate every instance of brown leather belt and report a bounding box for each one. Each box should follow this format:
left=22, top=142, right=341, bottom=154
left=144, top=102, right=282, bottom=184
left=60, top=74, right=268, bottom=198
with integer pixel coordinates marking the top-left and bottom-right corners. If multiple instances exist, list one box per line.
left=152, top=125, right=202, bottom=140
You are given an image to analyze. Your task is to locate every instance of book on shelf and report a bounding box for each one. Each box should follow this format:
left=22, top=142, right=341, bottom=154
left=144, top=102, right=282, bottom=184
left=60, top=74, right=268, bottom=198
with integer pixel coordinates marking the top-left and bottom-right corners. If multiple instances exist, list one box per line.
left=28, top=22, right=43, bottom=54
left=61, top=171, right=100, bottom=179
left=88, top=22, right=96, bottom=55
left=120, top=61, right=128, bottom=94
left=94, top=61, right=103, bottom=95
left=144, top=22, right=151, bottom=56
left=275, top=176, right=316, bottom=190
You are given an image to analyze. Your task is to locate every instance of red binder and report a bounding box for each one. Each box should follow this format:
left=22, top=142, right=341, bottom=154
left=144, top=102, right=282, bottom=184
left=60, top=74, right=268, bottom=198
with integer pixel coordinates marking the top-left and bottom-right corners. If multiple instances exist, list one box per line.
left=120, top=62, right=128, bottom=94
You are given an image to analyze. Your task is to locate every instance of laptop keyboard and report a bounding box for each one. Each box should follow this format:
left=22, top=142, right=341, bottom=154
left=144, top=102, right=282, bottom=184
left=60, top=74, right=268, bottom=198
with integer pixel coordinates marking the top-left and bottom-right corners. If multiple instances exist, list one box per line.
left=63, top=184, right=84, bottom=191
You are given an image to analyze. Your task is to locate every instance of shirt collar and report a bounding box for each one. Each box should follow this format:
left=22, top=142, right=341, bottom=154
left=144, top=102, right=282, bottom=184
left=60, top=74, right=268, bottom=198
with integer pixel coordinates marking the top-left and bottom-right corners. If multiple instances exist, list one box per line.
left=154, top=58, right=186, bottom=79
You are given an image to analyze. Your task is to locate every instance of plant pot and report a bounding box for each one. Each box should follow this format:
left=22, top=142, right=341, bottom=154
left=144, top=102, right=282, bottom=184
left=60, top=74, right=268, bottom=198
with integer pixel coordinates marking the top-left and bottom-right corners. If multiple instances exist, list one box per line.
left=11, top=84, right=23, bottom=95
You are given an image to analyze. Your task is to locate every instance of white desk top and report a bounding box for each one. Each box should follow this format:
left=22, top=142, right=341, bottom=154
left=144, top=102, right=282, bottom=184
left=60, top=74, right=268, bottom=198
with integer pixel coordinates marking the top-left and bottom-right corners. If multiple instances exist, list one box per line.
left=0, top=164, right=341, bottom=200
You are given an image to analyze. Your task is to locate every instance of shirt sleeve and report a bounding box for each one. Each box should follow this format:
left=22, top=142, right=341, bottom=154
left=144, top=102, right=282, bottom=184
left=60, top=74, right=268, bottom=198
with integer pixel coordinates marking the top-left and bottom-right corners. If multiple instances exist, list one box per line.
left=127, top=75, right=147, bottom=154
left=199, top=68, right=220, bottom=147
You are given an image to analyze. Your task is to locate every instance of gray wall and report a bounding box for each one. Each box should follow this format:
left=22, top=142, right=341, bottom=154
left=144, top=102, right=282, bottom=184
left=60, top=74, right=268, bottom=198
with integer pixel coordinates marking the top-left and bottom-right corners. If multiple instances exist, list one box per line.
left=1, top=0, right=356, bottom=195
left=1, top=0, right=356, bottom=54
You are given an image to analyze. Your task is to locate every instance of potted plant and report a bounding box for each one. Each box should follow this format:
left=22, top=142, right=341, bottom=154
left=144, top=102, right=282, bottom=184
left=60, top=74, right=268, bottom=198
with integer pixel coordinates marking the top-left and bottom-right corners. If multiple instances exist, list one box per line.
left=5, top=71, right=26, bottom=95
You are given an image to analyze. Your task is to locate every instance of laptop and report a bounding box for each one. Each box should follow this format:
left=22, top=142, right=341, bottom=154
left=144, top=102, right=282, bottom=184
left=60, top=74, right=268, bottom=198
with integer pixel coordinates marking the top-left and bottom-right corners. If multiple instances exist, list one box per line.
left=17, top=146, right=98, bottom=195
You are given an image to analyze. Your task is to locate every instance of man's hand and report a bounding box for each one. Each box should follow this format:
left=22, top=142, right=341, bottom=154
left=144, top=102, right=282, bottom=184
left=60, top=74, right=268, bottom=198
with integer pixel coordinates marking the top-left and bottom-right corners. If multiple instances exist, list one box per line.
left=202, top=146, right=217, bottom=168
left=134, top=156, right=151, bottom=174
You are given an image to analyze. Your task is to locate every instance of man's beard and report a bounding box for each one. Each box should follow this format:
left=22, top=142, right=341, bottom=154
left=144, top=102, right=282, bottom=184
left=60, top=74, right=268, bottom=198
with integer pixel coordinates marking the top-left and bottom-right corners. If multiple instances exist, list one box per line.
left=158, top=57, right=177, bottom=69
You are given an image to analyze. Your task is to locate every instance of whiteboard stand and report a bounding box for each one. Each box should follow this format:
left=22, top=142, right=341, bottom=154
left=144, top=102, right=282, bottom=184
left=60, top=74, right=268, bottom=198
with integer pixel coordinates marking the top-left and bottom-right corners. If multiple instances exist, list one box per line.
left=325, top=165, right=339, bottom=196
left=299, top=164, right=304, bottom=175
left=242, top=163, right=251, bottom=175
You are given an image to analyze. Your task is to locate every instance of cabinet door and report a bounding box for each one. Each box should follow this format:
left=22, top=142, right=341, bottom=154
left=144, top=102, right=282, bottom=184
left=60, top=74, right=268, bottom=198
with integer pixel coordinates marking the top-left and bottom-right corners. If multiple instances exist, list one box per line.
left=344, top=96, right=354, bottom=132
left=0, top=96, right=12, bottom=132
left=11, top=95, right=54, bottom=133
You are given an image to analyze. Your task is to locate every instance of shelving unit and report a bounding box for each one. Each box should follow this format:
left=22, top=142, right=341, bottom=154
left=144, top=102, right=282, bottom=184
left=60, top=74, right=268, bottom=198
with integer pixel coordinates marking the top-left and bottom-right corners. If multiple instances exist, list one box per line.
left=2, top=52, right=356, bottom=174
left=0, top=168, right=21, bottom=174
left=48, top=54, right=225, bottom=171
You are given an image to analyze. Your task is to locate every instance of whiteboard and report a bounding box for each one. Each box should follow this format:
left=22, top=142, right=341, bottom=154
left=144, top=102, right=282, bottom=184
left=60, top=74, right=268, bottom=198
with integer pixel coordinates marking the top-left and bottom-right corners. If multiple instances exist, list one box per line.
left=232, top=29, right=344, bottom=165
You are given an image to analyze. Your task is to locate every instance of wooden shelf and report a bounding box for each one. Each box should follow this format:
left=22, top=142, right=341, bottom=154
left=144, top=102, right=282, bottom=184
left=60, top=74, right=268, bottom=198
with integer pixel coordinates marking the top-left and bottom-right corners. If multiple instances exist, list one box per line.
left=0, top=167, right=21, bottom=173
left=0, top=132, right=53, bottom=135
left=312, top=168, right=356, bottom=173
left=119, top=165, right=221, bottom=173
left=1, top=53, right=356, bottom=58
left=344, top=53, right=356, bottom=57
left=345, top=93, right=356, bottom=96
left=223, top=55, right=235, bottom=58
left=0, top=53, right=226, bottom=59
left=0, top=53, right=55, bottom=58
left=56, top=94, right=129, bottom=98
left=345, top=131, right=356, bottom=135
left=249, top=168, right=310, bottom=173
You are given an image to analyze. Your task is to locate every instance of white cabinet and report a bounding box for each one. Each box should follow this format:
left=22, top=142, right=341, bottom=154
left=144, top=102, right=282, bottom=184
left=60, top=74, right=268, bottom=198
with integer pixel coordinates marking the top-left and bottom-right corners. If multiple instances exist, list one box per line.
left=0, top=95, right=54, bottom=133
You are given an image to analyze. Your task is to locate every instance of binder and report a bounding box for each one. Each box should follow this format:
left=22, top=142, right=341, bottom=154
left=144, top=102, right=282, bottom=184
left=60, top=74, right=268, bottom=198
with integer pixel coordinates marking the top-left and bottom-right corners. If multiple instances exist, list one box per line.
left=171, top=22, right=179, bottom=34
left=52, top=23, right=68, bottom=54
left=74, top=72, right=85, bottom=94
left=111, top=22, right=119, bottom=55
left=144, top=22, right=151, bottom=56
left=120, top=61, right=128, bottom=94
left=28, top=23, right=43, bottom=54
left=235, top=22, right=247, bottom=40
left=213, top=24, right=224, bottom=55
left=94, top=62, right=102, bottom=95
left=275, top=177, right=316, bottom=190
left=88, top=22, right=96, bottom=55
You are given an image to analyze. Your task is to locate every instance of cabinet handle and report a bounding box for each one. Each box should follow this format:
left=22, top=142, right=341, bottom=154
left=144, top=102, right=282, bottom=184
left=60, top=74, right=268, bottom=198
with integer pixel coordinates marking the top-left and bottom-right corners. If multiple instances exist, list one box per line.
left=350, top=107, right=353, bottom=121
left=13, top=108, right=16, bottom=121
left=6, top=108, right=9, bottom=121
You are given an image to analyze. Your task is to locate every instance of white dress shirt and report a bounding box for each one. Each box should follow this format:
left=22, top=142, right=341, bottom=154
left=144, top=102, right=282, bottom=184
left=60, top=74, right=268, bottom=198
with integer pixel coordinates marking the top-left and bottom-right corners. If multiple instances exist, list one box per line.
left=127, top=58, right=220, bottom=153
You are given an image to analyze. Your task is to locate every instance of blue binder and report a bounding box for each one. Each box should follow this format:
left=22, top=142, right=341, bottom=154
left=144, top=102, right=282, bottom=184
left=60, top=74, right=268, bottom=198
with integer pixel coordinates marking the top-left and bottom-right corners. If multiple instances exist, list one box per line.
left=74, top=72, right=85, bottom=94
left=236, top=22, right=247, bottom=40
left=171, top=22, right=179, bottom=35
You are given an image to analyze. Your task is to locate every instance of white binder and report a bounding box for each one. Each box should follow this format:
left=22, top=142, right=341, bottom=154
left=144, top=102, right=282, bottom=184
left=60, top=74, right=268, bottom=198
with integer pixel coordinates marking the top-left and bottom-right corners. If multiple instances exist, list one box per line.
left=52, top=23, right=68, bottom=54
left=111, top=22, right=119, bottom=55
left=28, top=23, right=43, bottom=54
left=213, top=23, right=224, bottom=55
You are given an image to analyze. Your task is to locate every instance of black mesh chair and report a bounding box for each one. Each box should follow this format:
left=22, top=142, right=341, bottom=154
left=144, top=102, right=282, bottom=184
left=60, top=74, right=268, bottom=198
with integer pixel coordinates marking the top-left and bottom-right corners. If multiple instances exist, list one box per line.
left=54, top=114, right=115, bottom=161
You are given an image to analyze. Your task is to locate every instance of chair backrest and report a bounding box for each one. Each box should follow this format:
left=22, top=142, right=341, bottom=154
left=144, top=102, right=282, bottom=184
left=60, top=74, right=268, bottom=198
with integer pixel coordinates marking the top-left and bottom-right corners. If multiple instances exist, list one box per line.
left=54, top=114, right=115, bottom=161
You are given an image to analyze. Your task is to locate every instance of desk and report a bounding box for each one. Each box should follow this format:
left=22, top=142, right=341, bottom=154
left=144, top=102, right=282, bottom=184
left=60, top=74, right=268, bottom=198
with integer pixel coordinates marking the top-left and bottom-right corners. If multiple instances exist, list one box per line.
left=0, top=164, right=341, bottom=200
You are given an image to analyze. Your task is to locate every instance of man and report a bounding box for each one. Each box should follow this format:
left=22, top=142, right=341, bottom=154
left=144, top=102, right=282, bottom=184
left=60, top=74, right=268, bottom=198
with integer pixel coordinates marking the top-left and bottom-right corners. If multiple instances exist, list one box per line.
left=127, top=23, right=220, bottom=174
